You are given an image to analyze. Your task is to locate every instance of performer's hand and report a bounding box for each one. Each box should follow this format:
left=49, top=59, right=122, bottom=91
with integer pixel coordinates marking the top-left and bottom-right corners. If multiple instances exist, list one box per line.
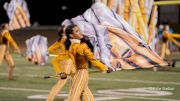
left=59, top=72, right=67, bottom=79
left=106, top=67, right=113, bottom=73
left=14, top=48, right=21, bottom=54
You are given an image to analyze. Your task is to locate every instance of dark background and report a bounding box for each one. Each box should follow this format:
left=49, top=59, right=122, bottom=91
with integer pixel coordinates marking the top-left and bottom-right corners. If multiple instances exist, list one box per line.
left=0, top=0, right=179, bottom=50
left=0, top=0, right=180, bottom=25
left=0, top=0, right=92, bottom=25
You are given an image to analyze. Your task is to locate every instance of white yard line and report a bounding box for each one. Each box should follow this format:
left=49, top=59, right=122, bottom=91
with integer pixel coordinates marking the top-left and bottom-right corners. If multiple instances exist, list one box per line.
left=1, top=73, right=180, bottom=85
left=94, top=96, right=180, bottom=101
left=0, top=87, right=180, bottom=101
left=90, top=78, right=180, bottom=85
left=0, top=87, right=66, bottom=94
left=123, top=96, right=180, bottom=101
left=0, top=73, right=42, bottom=78
left=0, top=87, right=49, bottom=93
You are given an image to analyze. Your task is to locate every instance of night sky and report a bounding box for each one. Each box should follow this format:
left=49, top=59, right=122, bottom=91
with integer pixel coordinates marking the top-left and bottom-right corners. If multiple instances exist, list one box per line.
left=0, top=0, right=92, bottom=25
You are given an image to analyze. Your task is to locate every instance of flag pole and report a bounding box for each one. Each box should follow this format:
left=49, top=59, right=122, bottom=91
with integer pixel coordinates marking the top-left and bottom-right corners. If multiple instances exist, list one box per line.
left=154, top=1, right=180, bottom=6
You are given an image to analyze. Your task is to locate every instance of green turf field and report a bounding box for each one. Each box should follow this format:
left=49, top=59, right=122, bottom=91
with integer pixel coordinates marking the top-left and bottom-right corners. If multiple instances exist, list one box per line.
left=0, top=53, right=180, bottom=101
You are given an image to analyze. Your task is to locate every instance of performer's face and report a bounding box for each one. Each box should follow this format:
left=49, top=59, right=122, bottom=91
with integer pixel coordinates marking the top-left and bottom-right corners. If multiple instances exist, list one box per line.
left=70, top=26, right=84, bottom=39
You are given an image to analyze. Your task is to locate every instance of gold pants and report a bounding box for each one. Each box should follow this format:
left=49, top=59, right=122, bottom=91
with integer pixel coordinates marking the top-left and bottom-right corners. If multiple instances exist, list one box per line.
left=46, top=59, right=76, bottom=101
left=0, top=45, right=15, bottom=80
left=46, top=79, right=67, bottom=101
left=68, top=69, right=94, bottom=101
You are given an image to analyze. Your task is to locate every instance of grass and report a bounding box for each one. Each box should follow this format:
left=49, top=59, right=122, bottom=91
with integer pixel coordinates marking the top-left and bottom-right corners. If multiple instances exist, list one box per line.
left=0, top=53, right=180, bottom=101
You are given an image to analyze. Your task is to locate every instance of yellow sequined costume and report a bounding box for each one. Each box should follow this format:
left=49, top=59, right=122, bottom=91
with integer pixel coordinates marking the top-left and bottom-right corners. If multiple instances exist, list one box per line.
left=68, top=39, right=108, bottom=101
left=0, top=29, right=20, bottom=80
left=46, top=36, right=76, bottom=101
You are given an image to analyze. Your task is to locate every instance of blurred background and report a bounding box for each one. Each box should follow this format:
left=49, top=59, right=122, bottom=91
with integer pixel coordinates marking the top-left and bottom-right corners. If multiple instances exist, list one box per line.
left=0, top=0, right=93, bottom=25
left=0, top=0, right=180, bottom=101
left=0, top=0, right=179, bottom=26
left=0, top=0, right=180, bottom=59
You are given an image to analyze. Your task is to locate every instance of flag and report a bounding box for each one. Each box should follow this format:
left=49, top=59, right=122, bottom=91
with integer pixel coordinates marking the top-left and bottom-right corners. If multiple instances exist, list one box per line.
left=25, top=35, right=48, bottom=65
left=4, top=0, right=31, bottom=30
left=62, top=2, right=168, bottom=70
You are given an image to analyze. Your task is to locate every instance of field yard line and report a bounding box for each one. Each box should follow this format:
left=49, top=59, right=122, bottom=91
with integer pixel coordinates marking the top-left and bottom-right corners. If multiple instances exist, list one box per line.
left=0, top=73, right=42, bottom=78
left=0, top=87, right=180, bottom=101
left=98, top=96, right=180, bottom=101
left=94, top=95, right=180, bottom=101
left=0, top=87, right=67, bottom=94
left=0, top=87, right=49, bottom=93
left=123, top=96, right=180, bottom=101
left=89, top=78, right=180, bottom=85
left=1, top=73, right=180, bottom=85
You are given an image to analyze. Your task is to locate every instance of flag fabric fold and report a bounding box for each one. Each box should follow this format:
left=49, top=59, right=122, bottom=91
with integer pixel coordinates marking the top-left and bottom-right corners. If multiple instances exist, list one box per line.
left=62, top=2, right=167, bottom=70
left=25, top=35, right=48, bottom=65
left=4, top=0, right=31, bottom=30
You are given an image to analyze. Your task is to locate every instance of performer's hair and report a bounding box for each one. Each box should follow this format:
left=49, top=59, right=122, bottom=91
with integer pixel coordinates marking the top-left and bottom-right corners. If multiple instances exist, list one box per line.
left=0, top=23, right=7, bottom=29
left=0, top=23, right=8, bottom=33
left=81, top=35, right=93, bottom=52
left=64, top=24, right=77, bottom=50
left=57, top=25, right=65, bottom=41
left=65, top=24, right=93, bottom=52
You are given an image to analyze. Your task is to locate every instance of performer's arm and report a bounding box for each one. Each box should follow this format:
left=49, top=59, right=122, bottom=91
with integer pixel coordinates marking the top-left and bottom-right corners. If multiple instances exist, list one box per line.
left=78, top=43, right=108, bottom=71
left=48, top=42, right=65, bottom=55
left=48, top=36, right=67, bottom=55
left=3, top=31, right=20, bottom=52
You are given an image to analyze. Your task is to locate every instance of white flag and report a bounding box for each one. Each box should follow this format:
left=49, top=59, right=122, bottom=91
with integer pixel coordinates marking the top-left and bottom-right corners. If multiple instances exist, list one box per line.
left=4, top=0, right=31, bottom=30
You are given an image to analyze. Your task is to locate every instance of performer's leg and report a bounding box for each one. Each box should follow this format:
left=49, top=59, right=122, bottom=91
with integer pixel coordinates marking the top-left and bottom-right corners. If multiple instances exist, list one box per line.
left=160, top=42, right=166, bottom=59
left=0, top=45, right=6, bottom=65
left=81, top=87, right=94, bottom=101
left=46, top=58, right=76, bottom=101
left=68, top=69, right=88, bottom=101
left=46, top=79, right=67, bottom=101
left=46, top=59, right=74, bottom=101
left=165, top=41, right=170, bottom=56
left=4, top=51, right=15, bottom=80
left=165, top=42, right=173, bottom=67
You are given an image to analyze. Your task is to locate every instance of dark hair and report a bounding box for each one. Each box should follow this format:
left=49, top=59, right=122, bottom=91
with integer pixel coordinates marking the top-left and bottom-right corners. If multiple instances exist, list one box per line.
left=64, top=24, right=77, bottom=50
left=57, top=25, right=65, bottom=41
left=65, top=24, right=93, bottom=52
left=81, top=35, right=93, bottom=52
left=0, top=23, right=7, bottom=29
left=0, top=23, right=7, bottom=33
left=65, top=24, right=77, bottom=38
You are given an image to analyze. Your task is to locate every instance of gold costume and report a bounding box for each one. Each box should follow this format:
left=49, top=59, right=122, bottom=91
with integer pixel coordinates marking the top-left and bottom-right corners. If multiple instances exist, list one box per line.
left=68, top=40, right=108, bottom=101
left=0, top=29, right=20, bottom=80
left=46, top=36, right=76, bottom=101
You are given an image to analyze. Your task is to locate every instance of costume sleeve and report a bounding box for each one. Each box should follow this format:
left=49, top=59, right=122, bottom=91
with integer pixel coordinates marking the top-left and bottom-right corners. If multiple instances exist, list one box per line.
left=78, top=43, right=108, bottom=71
left=3, top=31, right=19, bottom=49
left=60, top=36, right=67, bottom=44
left=51, top=56, right=62, bottom=74
left=48, top=41, right=65, bottom=55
